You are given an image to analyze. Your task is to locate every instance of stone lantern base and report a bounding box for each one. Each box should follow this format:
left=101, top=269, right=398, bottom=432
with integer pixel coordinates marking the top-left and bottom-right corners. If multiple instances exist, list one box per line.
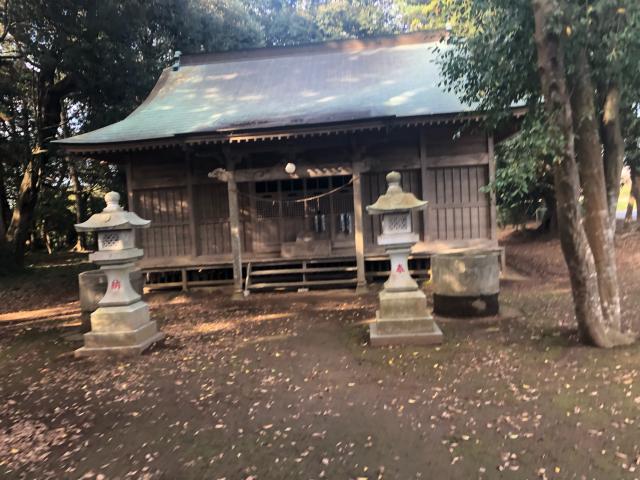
left=78, top=269, right=145, bottom=332
left=369, top=289, right=443, bottom=346
left=75, top=301, right=164, bottom=357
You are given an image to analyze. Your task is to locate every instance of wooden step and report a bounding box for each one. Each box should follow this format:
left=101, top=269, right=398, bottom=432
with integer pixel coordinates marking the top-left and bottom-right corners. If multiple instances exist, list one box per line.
left=366, top=269, right=427, bottom=278
left=246, top=258, right=358, bottom=291
left=250, top=266, right=358, bottom=276
left=249, top=278, right=358, bottom=290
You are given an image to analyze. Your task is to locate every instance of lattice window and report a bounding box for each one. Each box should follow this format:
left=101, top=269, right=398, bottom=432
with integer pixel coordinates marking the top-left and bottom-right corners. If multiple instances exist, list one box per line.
left=101, top=232, right=120, bottom=248
left=388, top=215, right=408, bottom=231
left=98, top=231, right=132, bottom=250
left=383, top=213, right=411, bottom=234
left=256, top=197, right=280, bottom=218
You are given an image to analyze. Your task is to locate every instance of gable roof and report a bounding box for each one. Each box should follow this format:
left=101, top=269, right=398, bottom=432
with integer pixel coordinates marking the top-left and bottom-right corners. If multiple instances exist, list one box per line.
left=56, top=31, right=478, bottom=152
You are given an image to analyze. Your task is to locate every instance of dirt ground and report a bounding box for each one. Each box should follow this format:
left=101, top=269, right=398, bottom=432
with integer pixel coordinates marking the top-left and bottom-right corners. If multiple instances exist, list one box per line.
left=2, top=232, right=640, bottom=480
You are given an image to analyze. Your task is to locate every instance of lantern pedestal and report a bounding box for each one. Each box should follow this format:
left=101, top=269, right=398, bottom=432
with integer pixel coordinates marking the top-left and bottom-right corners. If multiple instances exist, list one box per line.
left=76, top=288, right=164, bottom=358
left=74, top=192, right=164, bottom=358
left=370, top=246, right=443, bottom=346
left=75, top=257, right=164, bottom=358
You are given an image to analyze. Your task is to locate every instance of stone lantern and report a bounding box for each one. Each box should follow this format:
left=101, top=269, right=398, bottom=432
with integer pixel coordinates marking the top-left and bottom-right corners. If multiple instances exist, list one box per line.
left=74, top=192, right=164, bottom=357
left=366, top=171, right=443, bottom=346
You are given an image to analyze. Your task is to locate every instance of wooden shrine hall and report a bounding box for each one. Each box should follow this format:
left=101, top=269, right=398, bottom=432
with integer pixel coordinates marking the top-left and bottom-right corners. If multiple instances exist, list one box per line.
left=55, top=31, right=515, bottom=293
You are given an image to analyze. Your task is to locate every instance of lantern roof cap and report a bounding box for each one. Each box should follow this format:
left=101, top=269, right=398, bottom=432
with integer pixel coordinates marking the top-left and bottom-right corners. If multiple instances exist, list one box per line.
left=75, top=192, right=150, bottom=232
left=366, top=171, right=427, bottom=215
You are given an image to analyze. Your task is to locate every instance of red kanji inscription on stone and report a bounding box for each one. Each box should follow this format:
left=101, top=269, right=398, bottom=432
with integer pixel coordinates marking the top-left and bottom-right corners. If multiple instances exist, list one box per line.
left=111, top=279, right=121, bottom=291
left=395, top=264, right=405, bottom=273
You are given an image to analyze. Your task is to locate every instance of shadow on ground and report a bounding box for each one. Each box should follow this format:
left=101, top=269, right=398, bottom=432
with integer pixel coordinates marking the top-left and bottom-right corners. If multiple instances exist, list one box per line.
left=2, top=235, right=640, bottom=479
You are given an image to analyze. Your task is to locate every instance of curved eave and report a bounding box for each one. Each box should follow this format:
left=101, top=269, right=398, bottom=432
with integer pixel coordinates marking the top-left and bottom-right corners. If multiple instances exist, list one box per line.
left=367, top=197, right=428, bottom=215
left=75, top=212, right=151, bottom=232
left=55, top=110, right=523, bottom=156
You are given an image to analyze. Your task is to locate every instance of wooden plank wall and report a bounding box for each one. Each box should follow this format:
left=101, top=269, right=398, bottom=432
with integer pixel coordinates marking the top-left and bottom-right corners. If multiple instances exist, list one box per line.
left=421, top=126, right=492, bottom=242
left=194, top=182, right=231, bottom=255
left=424, top=126, right=486, bottom=156
left=193, top=182, right=251, bottom=255
left=135, top=187, right=191, bottom=258
left=129, top=154, right=191, bottom=259
left=425, top=165, right=490, bottom=241
left=252, top=181, right=283, bottom=253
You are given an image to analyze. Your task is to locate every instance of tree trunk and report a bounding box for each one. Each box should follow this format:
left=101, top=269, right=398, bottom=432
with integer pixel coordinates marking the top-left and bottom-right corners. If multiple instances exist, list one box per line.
left=41, top=221, right=53, bottom=255
left=0, top=162, right=9, bottom=267
left=531, top=0, right=633, bottom=347
left=601, top=83, right=624, bottom=231
left=538, top=190, right=557, bottom=234
left=625, top=166, right=637, bottom=224
left=0, top=161, right=10, bottom=238
left=570, top=50, right=622, bottom=332
left=5, top=155, right=44, bottom=266
left=4, top=72, right=76, bottom=266
left=69, top=159, right=86, bottom=251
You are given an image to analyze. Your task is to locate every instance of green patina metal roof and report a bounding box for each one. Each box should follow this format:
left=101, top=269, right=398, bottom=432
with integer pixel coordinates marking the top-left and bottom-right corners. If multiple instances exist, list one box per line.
left=56, top=32, right=476, bottom=149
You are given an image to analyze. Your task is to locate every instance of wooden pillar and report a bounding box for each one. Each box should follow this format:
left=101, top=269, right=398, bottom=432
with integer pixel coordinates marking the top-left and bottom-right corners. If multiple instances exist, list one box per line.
left=185, top=149, right=198, bottom=258
left=487, top=134, right=497, bottom=241
left=226, top=160, right=244, bottom=299
left=419, top=128, right=430, bottom=242
left=181, top=269, right=188, bottom=292
left=125, top=156, right=138, bottom=249
left=125, top=156, right=134, bottom=210
left=352, top=160, right=368, bottom=294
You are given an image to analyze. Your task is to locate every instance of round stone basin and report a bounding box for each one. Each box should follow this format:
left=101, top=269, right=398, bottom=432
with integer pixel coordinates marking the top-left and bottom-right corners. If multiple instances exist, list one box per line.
left=431, top=250, right=500, bottom=317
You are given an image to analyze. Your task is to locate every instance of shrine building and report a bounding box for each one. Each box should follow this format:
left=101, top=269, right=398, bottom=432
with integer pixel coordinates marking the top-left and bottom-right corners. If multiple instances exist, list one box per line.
left=55, top=31, right=518, bottom=293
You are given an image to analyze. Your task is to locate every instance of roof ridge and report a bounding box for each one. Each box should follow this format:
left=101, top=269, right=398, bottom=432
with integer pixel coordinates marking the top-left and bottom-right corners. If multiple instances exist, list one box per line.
left=180, top=30, right=446, bottom=67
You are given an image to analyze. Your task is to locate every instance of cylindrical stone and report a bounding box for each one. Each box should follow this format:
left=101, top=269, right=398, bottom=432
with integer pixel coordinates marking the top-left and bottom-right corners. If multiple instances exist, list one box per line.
left=431, top=250, right=500, bottom=317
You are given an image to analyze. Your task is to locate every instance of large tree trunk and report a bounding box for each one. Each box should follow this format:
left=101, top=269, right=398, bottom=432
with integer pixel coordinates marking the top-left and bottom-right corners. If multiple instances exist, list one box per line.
left=5, top=155, right=44, bottom=265
left=601, top=83, right=624, bottom=231
left=570, top=50, right=622, bottom=332
left=531, top=0, right=633, bottom=347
